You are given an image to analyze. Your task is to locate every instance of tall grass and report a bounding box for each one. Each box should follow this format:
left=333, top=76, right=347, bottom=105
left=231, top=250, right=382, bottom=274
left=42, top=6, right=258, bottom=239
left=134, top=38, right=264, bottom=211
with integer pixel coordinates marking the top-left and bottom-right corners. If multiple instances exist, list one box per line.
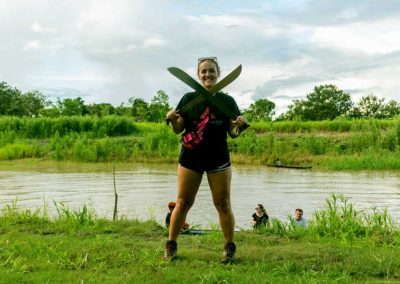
left=308, top=194, right=399, bottom=244
left=251, top=117, right=399, bottom=133
left=1, top=116, right=400, bottom=169
left=1, top=194, right=398, bottom=243
left=53, top=202, right=95, bottom=226
left=1, top=195, right=400, bottom=282
left=0, top=116, right=139, bottom=138
left=244, top=193, right=400, bottom=246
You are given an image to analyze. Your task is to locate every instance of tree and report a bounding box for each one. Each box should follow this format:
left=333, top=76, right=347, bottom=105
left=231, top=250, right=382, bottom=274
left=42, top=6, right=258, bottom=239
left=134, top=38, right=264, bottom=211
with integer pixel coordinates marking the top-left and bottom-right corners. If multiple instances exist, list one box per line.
left=148, top=90, right=171, bottom=122
left=0, top=81, right=21, bottom=115
left=383, top=100, right=400, bottom=118
left=284, top=84, right=353, bottom=121
left=129, top=97, right=149, bottom=121
left=243, top=98, right=275, bottom=122
left=356, top=94, right=385, bottom=118
left=86, top=103, right=115, bottom=117
left=115, top=102, right=132, bottom=116
left=21, top=90, right=49, bottom=117
left=39, top=105, right=61, bottom=117
left=57, top=97, right=87, bottom=116
left=0, top=82, right=48, bottom=116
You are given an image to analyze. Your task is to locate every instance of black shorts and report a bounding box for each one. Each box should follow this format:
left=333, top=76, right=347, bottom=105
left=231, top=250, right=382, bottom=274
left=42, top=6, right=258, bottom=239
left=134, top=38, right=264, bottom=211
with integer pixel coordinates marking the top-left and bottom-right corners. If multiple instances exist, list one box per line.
left=180, top=161, right=231, bottom=174
left=179, top=147, right=231, bottom=173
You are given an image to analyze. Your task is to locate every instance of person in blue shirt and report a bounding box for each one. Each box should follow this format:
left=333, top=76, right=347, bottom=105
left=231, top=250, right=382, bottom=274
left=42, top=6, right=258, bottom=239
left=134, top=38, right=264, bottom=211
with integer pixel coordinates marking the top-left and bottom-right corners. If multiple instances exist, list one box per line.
left=292, top=208, right=308, bottom=228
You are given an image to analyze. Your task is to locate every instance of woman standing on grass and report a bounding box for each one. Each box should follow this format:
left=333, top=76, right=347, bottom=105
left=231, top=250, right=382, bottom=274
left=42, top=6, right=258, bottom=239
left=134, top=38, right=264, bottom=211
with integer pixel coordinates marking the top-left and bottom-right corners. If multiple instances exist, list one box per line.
left=165, top=57, right=247, bottom=263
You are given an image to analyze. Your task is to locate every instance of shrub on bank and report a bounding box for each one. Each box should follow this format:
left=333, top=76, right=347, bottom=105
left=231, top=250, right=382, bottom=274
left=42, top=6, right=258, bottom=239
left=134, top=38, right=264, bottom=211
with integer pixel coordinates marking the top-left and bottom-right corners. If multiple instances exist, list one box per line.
left=1, top=116, right=400, bottom=169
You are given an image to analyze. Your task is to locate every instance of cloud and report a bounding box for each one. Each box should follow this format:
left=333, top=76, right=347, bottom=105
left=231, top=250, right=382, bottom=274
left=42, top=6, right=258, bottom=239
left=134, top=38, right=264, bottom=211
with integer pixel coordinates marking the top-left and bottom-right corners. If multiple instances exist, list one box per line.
left=32, top=22, right=57, bottom=34
left=311, top=18, right=400, bottom=55
left=0, top=0, right=399, bottom=115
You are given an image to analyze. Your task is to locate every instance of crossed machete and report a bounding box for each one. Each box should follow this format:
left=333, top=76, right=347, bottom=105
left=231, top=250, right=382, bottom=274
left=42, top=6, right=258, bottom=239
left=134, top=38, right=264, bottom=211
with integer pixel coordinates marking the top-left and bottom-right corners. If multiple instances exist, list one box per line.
left=167, top=65, right=249, bottom=132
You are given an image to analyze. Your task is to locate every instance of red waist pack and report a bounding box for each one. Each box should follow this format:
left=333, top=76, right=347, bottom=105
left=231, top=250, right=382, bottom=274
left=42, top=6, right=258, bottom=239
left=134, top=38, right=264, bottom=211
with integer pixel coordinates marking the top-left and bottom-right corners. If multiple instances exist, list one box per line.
left=182, top=107, right=210, bottom=149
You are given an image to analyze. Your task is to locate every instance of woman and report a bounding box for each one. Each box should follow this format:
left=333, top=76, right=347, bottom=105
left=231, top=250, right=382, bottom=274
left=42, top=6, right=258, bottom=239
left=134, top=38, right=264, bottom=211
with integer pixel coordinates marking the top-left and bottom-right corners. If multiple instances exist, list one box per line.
left=165, top=57, right=247, bottom=263
left=251, top=204, right=269, bottom=229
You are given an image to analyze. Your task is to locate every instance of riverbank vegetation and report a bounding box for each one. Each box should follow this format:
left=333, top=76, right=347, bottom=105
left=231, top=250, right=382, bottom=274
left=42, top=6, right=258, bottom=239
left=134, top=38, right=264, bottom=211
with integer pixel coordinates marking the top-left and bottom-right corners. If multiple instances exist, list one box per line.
left=0, top=116, right=400, bottom=170
left=1, top=194, right=399, bottom=283
left=2, top=81, right=400, bottom=122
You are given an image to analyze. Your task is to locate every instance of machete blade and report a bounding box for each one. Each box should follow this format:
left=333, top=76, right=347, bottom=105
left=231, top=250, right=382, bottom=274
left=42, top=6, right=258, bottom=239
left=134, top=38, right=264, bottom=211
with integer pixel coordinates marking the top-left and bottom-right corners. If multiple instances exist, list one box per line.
left=177, top=64, right=242, bottom=114
left=167, top=65, right=249, bottom=132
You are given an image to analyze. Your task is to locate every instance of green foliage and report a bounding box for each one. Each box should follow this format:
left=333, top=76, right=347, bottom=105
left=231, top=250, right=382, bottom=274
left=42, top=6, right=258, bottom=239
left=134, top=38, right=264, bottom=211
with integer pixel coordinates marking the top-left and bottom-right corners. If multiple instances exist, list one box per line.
left=0, top=142, right=45, bottom=160
left=1, top=116, right=400, bottom=169
left=304, top=136, right=329, bottom=155
left=0, top=196, right=400, bottom=282
left=57, top=97, right=87, bottom=116
left=350, top=95, right=400, bottom=119
left=309, top=194, right=398, bottom=243
left=147, top=90, right=171, bottom=123
left=54, top=202, right=95, bottom=226
left=384, top=100, right=400, bottom=117
left=284, top=84, right=353, bottom=121
left=129, top=97, right=149, bottom=121
left=0, top=82, right=48, bottom=116
left=243, top=98, right=275, bottom=122
left=86, top=103, right=115, bottom=117
left=0, top=116, right=139, bottom=138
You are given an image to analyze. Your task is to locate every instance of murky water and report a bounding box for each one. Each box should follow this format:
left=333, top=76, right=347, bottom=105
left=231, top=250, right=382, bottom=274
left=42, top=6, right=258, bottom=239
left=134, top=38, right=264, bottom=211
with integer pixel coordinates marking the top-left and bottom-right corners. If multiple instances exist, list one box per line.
left=0, top=162, right=399, bottom=229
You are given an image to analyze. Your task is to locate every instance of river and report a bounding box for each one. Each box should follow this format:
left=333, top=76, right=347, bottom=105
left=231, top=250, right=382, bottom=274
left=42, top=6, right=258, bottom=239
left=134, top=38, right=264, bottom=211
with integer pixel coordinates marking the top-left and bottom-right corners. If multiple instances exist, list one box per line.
left=0, top=162, right=399, bottom=229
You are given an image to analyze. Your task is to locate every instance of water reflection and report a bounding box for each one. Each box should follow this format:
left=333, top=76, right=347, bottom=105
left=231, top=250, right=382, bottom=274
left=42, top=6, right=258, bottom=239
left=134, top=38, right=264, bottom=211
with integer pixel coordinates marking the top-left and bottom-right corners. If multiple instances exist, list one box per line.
left=0, top=163, right=399, bottom=229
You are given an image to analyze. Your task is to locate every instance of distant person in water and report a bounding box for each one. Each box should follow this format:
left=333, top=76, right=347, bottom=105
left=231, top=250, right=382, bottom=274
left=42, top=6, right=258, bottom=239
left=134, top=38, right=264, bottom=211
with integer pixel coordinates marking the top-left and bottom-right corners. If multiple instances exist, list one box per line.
left=251, top=204, right=269, bottom=228
left=165, top=202, right=189, bottom=230
left=274, top=159, right=282, bottom=167
left=291, top=208, right=308, bottom=228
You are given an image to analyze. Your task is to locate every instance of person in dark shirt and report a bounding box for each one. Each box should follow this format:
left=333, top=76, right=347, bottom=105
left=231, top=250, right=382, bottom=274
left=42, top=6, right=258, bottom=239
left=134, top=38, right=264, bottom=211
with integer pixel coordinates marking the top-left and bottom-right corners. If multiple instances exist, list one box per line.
left=251, top=204, right=269, bottom=229
left=165, top=202, right=175, bottom=228
left=164, top=56, right=247, bottom=263
left=165, top=201, right=189, bottom=230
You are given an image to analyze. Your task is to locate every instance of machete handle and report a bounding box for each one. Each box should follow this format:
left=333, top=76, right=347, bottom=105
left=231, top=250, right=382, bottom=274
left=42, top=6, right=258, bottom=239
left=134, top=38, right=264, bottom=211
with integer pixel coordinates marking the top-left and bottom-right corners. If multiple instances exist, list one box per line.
left=165, top=108, right=181, bottom=125
left=238, top=122, right=250, bottom=133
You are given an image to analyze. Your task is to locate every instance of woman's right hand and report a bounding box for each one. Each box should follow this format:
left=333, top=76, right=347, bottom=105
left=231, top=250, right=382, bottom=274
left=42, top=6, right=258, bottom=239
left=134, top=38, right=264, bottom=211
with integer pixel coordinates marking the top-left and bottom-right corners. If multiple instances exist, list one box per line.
left=166, top=109, right=184, bottom=134
left=166, top=109, right=180, bottom=122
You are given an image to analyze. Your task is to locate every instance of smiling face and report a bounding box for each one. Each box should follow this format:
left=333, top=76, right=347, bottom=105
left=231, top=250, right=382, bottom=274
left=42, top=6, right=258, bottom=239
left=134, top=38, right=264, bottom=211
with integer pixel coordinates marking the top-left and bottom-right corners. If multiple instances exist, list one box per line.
left=198, top=59, right=219, bottom=91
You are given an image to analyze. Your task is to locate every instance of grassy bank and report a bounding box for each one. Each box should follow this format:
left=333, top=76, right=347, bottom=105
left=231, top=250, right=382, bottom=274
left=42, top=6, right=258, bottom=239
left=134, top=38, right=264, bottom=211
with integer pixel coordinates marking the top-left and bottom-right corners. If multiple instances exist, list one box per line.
left=1, top=194, right=399, bottom=283
left=1, top=116, right=400, bottom=170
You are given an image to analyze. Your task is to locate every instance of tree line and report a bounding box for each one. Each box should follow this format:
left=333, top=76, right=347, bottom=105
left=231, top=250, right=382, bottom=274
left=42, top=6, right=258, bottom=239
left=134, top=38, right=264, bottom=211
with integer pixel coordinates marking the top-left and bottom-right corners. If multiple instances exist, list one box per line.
left=1, top=81, right=399, bottom=122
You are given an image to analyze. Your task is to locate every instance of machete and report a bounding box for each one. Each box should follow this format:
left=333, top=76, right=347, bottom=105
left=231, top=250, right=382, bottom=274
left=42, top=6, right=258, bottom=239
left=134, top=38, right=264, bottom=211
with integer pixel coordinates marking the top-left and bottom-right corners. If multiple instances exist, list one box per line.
left=167, top=65, right=249, bottom=132
left=176, top=65, right=242, bottom=114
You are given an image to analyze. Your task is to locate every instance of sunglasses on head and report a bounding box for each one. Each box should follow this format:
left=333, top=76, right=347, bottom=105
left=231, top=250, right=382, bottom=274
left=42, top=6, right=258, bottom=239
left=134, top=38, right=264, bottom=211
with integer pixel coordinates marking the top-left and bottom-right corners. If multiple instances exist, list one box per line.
left=198, top=56, right=218, bottom=64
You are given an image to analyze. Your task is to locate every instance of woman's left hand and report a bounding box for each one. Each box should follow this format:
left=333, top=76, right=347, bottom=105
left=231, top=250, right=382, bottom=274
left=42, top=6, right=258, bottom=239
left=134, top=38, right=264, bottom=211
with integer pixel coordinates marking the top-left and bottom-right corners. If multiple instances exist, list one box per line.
left=233, top=116, right=247, bottom=128
left=229, top=116, right=247, bottom=138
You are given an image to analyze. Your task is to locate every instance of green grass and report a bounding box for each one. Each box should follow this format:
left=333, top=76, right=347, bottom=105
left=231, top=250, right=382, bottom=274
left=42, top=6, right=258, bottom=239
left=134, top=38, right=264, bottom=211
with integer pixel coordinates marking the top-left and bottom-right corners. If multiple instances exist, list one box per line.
left=1, top=116, right=400, bottom=169
left=1, top=195, right=400, bottom=283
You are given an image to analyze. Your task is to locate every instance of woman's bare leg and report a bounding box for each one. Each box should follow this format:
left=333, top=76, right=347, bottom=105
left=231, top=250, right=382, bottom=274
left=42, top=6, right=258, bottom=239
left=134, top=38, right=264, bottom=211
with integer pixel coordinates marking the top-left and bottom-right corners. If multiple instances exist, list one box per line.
left=207, top=168, right=234, bottom=243
left=168, top=165, right=203, bottom=241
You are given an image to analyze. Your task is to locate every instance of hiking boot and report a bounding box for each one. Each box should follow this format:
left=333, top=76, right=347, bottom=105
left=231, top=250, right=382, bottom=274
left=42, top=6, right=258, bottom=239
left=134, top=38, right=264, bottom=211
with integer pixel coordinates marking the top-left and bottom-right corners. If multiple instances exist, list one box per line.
left=221, top=242, right=236, bottom=264
left=164, top=240, right=177, bottom=260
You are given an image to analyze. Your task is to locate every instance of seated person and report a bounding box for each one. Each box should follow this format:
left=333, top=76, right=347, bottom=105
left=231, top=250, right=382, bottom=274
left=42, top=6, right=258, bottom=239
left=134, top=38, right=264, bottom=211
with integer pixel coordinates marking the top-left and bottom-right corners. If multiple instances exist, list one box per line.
left=251, top=204, right=269, bottom=228
left=274, top=158, right=282, bottom=167
left=291, top=208, right=308, bottom=228
left=165, top=201, right=189, bottom=230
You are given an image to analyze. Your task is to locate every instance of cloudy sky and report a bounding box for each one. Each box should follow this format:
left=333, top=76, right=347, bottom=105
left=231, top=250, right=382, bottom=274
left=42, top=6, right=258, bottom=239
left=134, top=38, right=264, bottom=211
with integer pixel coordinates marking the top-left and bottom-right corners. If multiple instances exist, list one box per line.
left=1, top=0, right=399, bottom=115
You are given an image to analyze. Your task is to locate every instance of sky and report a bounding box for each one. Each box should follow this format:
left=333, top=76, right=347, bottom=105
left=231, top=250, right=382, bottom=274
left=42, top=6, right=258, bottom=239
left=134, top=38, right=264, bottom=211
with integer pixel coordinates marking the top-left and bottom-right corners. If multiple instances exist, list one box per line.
left=1, top=0, right=400, bottom=115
